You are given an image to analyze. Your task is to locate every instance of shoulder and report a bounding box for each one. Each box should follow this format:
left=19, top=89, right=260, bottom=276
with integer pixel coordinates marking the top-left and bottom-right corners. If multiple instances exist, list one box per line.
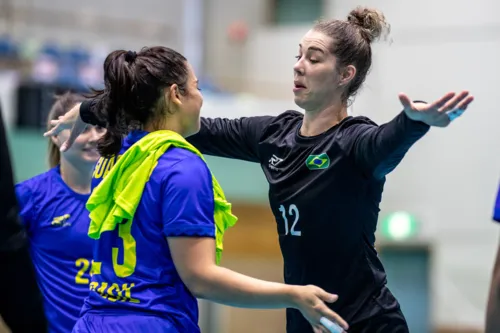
left=340, top=115, right=378, bottom=129
left=15, top=168, right=59, bottom=203
left=261, top=110, right=304, bottom=138
left=155, top=148, right=212, bottom=187
left=272, top=110, right=304, bottom=125
left=334, top=115, right=379, bottom=140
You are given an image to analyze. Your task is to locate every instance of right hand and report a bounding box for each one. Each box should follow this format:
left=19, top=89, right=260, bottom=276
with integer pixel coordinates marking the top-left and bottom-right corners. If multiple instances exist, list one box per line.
left=43, top=102, right=87, bottom=152
left=291, top=285, right=348, bottom=333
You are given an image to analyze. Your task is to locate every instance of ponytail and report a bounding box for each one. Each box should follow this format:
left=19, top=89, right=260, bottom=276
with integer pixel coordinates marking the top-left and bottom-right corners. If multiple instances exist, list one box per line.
left=92, top=46, right=189, bottom=157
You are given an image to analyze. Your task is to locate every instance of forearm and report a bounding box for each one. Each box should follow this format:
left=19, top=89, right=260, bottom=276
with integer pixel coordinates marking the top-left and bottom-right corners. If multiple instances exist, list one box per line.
left=356, top=111, right=430, bottom=178
left=486, top=241, right=500, bottom=333
left=189, top=266, right=295, bottom=309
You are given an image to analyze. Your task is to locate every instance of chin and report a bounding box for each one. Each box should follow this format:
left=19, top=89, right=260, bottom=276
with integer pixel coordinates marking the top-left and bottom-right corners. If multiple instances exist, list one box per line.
left=81, top=153, right=100, bottom=164
left=293, top=97, right=308, bottom=110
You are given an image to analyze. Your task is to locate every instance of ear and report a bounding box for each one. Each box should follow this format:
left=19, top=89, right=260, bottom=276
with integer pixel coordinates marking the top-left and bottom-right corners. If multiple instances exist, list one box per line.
left=166, top=84, right=182, bottom=107
left=338, top=65, right=356, bottom=87
left=50, top=135, right=60, bottom=148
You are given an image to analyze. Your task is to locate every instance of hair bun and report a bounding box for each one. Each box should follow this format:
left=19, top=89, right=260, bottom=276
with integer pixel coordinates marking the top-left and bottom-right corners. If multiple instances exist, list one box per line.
left=125, top=50, right=137, bottom=63
left=347, top=7, right=390, bottom=43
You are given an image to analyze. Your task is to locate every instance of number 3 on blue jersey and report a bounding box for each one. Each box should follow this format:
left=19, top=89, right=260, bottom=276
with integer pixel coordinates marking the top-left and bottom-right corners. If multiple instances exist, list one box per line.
left=92, top=218, right=137, bottom=278
left=279, top=204, right=301, bottom=236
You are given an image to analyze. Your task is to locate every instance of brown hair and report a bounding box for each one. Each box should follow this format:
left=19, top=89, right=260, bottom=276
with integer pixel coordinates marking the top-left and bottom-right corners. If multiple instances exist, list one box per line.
left=47, top=92, right=86, bottom=167
left=90, top=46, right=189, bottom=157
left=313, top=6, right=390, bottom=103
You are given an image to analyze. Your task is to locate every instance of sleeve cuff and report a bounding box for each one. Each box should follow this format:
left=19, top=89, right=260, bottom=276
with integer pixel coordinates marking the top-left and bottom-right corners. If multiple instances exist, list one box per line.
left=163, top=224, right=216, bottom=238
left=80, top=99, right=101, bottom=126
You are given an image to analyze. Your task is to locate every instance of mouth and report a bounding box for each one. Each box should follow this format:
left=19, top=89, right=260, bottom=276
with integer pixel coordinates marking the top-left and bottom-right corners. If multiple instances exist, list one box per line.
left=82, top=147, right=98, bottom=154
left=293, top=81, right=306, bottom=92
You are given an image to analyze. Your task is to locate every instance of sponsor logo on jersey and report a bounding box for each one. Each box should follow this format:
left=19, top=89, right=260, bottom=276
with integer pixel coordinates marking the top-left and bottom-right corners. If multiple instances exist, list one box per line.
left=51, top=214, right=71, bottom=227
left=269, top=154, right=284, bottom=170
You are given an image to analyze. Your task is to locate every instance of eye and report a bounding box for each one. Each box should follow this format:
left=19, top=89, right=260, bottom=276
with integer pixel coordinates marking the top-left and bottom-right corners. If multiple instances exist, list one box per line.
left=309, top=59, right=319, bottom=64
left=294, top=55, right=301, bottom=60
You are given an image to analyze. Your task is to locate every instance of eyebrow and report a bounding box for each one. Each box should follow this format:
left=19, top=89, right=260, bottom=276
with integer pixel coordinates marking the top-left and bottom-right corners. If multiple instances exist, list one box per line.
left=298, top=44, right=325, bottom=54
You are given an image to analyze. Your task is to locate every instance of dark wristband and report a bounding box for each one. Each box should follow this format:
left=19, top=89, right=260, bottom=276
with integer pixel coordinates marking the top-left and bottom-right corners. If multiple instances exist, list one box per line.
left=80, top=99, right=100, bottom=126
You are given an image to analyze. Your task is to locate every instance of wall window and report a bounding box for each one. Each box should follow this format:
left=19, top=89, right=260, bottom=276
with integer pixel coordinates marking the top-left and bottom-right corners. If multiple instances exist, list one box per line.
left=271, top=0, right=323, bottom=25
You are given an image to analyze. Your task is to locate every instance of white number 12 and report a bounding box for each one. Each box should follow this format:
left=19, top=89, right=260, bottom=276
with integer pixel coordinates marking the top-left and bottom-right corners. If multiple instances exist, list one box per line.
left=279, top=204, right=301, bottom=236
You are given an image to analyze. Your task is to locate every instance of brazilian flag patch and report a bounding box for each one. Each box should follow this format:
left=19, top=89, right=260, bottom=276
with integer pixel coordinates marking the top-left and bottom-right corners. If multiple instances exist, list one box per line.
left=305, top=153, right=330, bottom=170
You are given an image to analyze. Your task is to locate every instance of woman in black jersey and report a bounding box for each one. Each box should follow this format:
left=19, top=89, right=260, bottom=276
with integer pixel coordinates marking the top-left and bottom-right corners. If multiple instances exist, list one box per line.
left=45, top=6, right=473, bottom=333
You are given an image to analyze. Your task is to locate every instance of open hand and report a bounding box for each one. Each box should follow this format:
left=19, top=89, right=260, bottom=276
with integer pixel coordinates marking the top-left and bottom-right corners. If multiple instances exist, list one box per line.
left=399, top=91, right=473, bottom=127
left=43, top=103, right=87, bottom=152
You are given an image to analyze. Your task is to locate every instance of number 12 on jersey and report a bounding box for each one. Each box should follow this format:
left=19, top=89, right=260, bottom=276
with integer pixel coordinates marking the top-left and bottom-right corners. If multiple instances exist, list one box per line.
left=279, top=204, right=301, bottom=236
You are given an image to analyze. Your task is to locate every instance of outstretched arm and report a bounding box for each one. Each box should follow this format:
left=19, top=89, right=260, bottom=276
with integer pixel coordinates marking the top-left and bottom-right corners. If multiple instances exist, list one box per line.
left=349, top=91, right=473, bottom=179
left=187, top=116, right=274, bottom=162
left=44, top=98, right=275, bottom=163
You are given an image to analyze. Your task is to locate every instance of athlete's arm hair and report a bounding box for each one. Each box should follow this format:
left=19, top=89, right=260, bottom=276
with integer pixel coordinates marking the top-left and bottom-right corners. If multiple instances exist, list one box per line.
left=168, top=236, right=296, bottom=309
left=486, top=234, right=500, bottom=333
left=0, top=103, right=48, bottom=332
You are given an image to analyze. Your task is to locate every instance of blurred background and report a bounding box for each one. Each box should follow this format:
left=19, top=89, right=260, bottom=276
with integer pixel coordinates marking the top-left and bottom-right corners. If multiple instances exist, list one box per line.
left=0, top=0, right=499, bottom=332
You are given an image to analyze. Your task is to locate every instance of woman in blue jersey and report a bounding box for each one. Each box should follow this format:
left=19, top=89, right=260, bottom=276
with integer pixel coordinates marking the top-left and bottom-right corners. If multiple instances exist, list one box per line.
left=69, top=47, right=347, bottom=333
left=15, top=93, right=105, bottom=333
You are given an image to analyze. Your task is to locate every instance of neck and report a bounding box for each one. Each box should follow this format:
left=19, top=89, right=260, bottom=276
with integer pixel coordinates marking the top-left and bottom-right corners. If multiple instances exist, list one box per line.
left=144, top=116, right=187, bottom=137
left=59, top=160, right=93, bottom=194
left=300, top=103, right=348, bottom=137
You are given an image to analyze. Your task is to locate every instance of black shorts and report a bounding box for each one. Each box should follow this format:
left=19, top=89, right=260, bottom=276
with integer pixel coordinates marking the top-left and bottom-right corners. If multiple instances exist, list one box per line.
left=348, top=309, right=409, bottom=333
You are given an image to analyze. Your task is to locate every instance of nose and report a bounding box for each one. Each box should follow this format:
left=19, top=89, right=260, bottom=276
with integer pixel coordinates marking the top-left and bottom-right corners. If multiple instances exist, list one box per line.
left=293, top=58, right=304, bottom=76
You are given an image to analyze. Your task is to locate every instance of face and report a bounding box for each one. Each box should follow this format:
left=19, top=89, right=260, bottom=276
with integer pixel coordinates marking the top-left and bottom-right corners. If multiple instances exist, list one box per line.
left=175, top=62, right=204, bottom=137
left=293, top=30, right=351, bottom=111
left=53, top=125, right=105, bottom=167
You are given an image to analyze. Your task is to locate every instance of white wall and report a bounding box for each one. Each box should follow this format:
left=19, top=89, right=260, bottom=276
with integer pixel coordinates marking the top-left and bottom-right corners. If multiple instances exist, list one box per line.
left=241, top=0, right=500, bottom=327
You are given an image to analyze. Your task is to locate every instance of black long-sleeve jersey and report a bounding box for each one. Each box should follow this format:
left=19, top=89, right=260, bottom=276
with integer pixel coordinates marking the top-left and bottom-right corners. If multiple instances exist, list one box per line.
left=187, top=110, right=430, bottom=331
left=82, top=99, right=429, bottom=331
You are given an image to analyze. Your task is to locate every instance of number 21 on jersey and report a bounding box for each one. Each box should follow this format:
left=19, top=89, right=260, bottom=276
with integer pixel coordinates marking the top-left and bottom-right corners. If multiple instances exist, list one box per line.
left=279, top=204, right=301, bottom=236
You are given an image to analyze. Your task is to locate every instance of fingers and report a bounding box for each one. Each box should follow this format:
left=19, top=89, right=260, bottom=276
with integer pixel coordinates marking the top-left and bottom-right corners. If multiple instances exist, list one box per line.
left=43, top=118, right=64, bottom=137
left=61, top=122, right=88, bottom=152
left=319, top=307, right=349, bottom=331
left=429, top=92, right=456, bottom=110
left=318, top=290, right=338, bottom=303
left=438, top=91, right=470, bottom=112
left=398, top=93, right=413, bottom=110
left=319, top=315, right=347, bottom=333
left=455, top=95, right=474, bottom=111
left=313, top=326, right=324, bottom=333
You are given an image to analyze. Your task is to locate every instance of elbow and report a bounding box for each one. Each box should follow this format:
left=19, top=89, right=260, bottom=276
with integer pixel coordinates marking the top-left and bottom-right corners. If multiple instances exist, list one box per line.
left=179, top=269, right=215, bottom=299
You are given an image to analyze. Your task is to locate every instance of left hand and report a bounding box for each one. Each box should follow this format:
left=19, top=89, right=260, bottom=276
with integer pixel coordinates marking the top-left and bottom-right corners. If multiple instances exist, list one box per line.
left=399, top=91, right=474, bottom=127
left=43, top=102, right=87, bottom=152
